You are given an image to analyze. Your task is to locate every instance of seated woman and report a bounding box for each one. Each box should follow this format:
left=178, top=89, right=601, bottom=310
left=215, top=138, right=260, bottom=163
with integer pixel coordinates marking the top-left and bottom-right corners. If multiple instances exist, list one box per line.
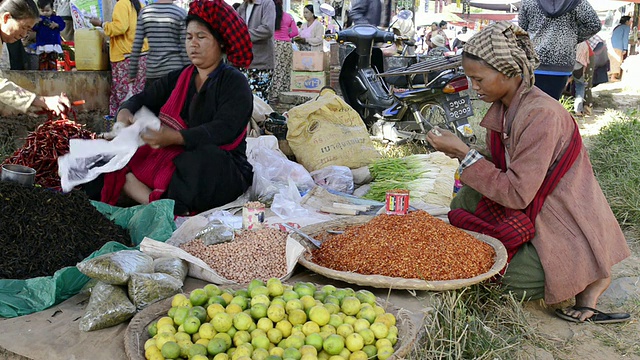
left=427, top=21, right=631, bottom=324
left=99, top=0, right=254, bottom=215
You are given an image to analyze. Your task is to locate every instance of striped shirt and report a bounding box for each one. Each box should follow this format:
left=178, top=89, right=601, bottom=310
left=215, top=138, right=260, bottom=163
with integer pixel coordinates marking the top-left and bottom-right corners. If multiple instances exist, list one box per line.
left=129, top=3, right=190, bottom=81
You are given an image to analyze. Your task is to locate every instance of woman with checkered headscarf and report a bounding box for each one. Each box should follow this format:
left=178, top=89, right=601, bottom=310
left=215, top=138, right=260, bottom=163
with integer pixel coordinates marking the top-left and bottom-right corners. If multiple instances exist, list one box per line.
left=96, top=0, right=255, bottom=216
left=427, top=21, right=631, bottom=325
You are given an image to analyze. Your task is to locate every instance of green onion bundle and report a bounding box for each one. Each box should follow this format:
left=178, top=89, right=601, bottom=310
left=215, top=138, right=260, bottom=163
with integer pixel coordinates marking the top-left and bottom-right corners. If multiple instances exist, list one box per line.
left=364, top=153, right=459, bottom=207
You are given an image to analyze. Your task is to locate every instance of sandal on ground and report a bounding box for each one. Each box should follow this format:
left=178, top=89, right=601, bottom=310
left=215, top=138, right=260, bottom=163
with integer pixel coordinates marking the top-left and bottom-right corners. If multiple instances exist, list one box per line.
left=555, top=306, right=631, bottom=324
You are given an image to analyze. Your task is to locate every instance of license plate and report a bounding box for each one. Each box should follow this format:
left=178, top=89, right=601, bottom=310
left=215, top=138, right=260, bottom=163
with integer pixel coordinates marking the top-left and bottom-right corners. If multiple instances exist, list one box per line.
left=441, top=94, right=473, bottom=121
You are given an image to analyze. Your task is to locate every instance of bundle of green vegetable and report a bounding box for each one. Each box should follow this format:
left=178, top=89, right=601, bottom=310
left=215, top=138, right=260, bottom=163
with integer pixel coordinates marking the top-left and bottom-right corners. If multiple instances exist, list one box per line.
left=364, top=153, right=459, bottom=207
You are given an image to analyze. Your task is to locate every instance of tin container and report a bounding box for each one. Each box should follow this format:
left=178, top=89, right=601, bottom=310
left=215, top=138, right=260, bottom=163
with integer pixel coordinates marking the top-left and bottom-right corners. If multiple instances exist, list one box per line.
left=242, top=201, right=266, bottom=230
left=385, top=189, right=410, bottom=215
left=1, top=164, right=36, bottom=186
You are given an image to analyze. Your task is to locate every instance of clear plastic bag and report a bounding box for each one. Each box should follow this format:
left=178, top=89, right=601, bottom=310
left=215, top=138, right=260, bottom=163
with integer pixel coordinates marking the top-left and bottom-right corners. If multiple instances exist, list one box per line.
left=195, top=219, right=236, bottom=245
left=310, top=165, right=355, bottom=194
left=78, top=282, right=137, bottom=331
left=246, top=136, right=315, bottom=204
left=153, top=257, right=189, bottom=283
left=76, top=250, right=154, bottom=285
left=127, top=272, right=183, bottom=310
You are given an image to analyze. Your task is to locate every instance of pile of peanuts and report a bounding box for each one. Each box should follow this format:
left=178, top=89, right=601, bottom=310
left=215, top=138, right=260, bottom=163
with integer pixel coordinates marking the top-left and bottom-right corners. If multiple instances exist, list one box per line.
left=180, top=227, right=288, bottom=283
left=311, top=211, right=495, bottom=281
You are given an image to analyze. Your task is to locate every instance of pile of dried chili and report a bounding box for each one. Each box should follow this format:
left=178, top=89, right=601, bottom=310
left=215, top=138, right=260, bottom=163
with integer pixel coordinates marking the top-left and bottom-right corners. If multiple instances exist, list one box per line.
left=311, top=210, right=496, bottom=281
left=2, top=119, right=94, bottom=189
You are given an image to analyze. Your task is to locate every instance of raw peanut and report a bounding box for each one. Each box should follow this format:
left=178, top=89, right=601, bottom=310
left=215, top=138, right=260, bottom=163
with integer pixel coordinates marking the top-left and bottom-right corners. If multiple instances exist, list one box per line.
left=311, top=211, right=495, bottom=281
left=179, top=227, right=288, bottom=283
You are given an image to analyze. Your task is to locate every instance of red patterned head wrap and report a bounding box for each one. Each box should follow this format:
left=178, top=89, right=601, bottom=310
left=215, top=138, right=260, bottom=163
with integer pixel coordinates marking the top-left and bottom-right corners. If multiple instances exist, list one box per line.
left=188, top=0, right=253, bottom=68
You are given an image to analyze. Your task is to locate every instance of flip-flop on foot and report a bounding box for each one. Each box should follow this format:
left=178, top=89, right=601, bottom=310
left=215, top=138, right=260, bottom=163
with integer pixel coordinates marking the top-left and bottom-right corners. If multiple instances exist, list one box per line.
left=555, top=306, right=631, bottom=324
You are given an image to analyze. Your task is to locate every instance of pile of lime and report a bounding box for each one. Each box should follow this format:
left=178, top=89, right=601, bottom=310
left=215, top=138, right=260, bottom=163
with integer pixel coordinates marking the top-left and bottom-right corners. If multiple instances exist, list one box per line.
left=143, top=279, right=398, bottom=360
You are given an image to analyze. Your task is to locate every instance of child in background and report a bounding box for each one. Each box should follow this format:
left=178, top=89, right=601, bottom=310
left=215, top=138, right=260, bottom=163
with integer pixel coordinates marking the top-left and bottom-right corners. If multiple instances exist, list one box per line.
left=32, top=0, right=65, bottom=70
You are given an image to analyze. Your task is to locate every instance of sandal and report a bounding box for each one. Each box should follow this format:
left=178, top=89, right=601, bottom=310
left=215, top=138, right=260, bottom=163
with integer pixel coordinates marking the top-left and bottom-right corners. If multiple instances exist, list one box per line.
left=555, top=306, right=631, bottom=324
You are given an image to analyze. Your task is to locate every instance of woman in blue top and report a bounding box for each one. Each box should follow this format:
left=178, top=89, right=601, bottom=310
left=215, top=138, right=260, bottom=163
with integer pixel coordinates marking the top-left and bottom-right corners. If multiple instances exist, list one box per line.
left=609, top=16, right=630, bottom=81
left=32, top=0, right=64, bottom=70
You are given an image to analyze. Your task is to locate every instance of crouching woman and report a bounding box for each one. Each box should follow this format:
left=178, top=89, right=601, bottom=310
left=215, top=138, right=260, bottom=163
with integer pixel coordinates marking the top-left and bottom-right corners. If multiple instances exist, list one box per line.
left=427, top=21, right=631, bottom=324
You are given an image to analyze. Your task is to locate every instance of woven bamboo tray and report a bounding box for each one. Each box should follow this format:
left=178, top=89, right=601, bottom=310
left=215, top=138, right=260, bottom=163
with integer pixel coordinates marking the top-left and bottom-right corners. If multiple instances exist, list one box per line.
left=125, top=285, right=419, bottom=360
left=293, top=216, right=508, bottom=291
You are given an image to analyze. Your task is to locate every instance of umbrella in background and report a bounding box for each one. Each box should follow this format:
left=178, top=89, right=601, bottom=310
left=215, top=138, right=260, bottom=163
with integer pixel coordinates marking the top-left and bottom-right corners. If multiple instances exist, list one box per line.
left=468, top=0, right=521, bottom=12
left=416, top=12, right=464, bottom=27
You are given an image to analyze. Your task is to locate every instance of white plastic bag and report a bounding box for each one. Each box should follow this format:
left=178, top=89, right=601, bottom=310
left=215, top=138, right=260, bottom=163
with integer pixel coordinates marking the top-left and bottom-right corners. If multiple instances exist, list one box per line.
left=310, top=165, right=355, bottom=194
left=271, top=178, right=313, bottom=219
left=123, top=83, right=135, bottom=102
left=246, top=136, right=315, bottom=203
left=58, top=107, right=161, bottom=192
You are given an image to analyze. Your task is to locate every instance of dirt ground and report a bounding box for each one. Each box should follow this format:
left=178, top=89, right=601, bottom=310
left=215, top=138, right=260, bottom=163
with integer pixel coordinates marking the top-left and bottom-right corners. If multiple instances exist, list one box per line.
left=520, top=78, right=640, bottom=360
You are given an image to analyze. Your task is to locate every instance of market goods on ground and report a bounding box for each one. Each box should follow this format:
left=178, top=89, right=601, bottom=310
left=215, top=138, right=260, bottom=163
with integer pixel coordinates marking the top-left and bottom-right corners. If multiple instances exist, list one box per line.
left=78, top=252, right=189, bottom=331
left=179, top=227, right=288, bottom=283
left=364, top=153, right=458, bottom=208
left=0, top=182, right=131, bottom=280
left=143, top=279, right=400, bottom=360
left=311, top=210, right=495, bottom=281
left=2, top=119, right=94, bottom=189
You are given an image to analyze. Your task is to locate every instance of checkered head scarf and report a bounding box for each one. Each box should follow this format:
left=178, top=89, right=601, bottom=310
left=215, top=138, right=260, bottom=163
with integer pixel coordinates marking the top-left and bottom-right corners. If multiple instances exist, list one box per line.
left=188, top=0, right=253, bottom=68
left=464, top=21, right=539, bottom=93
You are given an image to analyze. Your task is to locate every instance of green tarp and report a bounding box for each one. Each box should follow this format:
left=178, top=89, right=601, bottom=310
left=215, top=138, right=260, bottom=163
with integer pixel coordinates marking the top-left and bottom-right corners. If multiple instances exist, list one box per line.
left=0, top=199, right=176, bottom=318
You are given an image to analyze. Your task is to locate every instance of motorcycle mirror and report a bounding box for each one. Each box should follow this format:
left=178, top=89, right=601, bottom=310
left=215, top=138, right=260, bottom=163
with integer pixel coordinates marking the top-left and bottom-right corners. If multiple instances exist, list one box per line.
left=319, top=3, right=335, bottom=17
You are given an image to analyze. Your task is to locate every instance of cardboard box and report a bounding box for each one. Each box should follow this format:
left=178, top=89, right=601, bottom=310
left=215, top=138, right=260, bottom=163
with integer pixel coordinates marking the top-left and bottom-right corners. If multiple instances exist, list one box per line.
left=292, top=51, right=329, bottom=71
left=290, top=71, right=329, bottom=92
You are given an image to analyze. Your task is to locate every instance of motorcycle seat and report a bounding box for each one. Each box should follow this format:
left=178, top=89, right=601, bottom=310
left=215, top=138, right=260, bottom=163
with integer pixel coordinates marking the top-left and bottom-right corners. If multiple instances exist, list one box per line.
left=393, top=88, right=436, bottom=102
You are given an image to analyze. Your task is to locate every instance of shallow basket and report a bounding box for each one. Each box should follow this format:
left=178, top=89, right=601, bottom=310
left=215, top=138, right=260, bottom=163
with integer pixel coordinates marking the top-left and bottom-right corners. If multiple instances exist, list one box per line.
left=293, top=216, right=508, bottom=291
left=124, top=284, right=419, bottom=360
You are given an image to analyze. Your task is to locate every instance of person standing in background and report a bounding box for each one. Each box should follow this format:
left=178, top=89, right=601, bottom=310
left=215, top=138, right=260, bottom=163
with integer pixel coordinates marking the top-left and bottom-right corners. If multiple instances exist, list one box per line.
left=270, top=0, right=297, bottom=103
left=391, top=9, right=415, bottom=54
left=90, top=0, right=149, bottom=117
left=518, top=0, right=600, bottom=100
left=572, top=40, right=590, bottom=116
left=293, top=5, right=323, bottom=52
left=32, top=0, right=65, bottom=70
left=237, top=0, right=276, bottom=102
left=425, top=22, right=446, bottom=50
left=349, top=0, right=390, bottom=27
left=53, top=0, right=72, bottom=40
left=128, top=0, right=190, bottom=91
left=609, top=15, right=630, bottom=82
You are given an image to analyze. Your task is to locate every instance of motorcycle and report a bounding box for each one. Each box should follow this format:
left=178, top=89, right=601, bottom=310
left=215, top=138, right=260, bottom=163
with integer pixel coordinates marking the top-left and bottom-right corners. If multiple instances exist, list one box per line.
left=335, top=24, right=476, bottom=145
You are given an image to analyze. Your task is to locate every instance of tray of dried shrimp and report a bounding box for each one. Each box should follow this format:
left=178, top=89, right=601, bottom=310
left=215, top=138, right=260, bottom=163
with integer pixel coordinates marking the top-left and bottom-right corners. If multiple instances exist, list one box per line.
left=292, top=211, right=508, bottom=291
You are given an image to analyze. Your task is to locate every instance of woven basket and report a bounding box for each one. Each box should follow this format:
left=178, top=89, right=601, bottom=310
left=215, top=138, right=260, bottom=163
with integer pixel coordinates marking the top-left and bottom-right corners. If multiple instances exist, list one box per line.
left=293, top=216, right=508, bottom=291
left=125, top=285, right=419, bottom=360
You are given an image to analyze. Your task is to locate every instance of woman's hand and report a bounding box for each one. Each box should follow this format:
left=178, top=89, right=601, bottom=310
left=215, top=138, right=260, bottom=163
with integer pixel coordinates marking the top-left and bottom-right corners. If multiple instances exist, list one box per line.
left=426, top=127, right=470, bottom=161
left=116, top=108, right=135, bottom=126
left=141, top=126, right=184, bottom=149
left=32, top=93, right=71, bottom=116
left=89, top=17, right=102, bottom=27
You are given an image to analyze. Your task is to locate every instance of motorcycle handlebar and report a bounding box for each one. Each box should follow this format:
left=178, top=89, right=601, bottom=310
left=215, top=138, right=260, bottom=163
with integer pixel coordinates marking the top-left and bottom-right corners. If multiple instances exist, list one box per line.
left=337, top=25, right=396, bottom=44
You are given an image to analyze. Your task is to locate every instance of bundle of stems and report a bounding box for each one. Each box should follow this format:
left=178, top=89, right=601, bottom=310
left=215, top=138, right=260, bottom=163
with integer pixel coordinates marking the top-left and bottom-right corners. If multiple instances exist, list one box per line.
left=364, top=154, right=458, bottom=207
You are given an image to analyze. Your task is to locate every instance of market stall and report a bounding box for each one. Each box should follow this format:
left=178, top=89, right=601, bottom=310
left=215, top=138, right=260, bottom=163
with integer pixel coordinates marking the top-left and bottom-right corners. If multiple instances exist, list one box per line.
left=0, top=92, right=507, bottom=360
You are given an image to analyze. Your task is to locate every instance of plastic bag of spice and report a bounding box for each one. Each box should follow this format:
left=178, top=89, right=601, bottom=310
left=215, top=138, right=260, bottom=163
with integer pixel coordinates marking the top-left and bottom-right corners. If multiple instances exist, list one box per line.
left=79, top=282, right=137, bottom=332
left=77, top=250, right=154, bottom=285
left=153, top=257, right=189, bottom=283
left=128, top=272, right=183, bottom=310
